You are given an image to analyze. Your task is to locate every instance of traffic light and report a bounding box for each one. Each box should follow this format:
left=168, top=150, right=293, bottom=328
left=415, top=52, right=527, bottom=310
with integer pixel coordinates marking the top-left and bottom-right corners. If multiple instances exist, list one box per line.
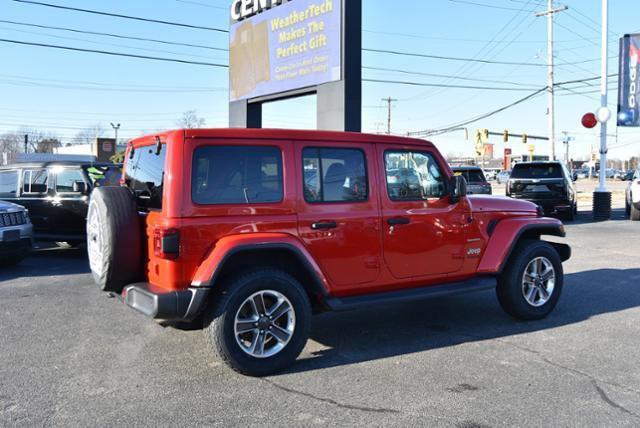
left=482, top=129, right=489, bottom=143
left=522, top=134, right=528, bottom=144
left=503, top=130, right=509, bottom=143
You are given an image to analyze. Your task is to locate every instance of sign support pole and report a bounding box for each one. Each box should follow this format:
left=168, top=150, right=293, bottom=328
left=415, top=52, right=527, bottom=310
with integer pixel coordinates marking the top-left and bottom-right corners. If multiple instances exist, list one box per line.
left=593, top=0, right=612, bottom=220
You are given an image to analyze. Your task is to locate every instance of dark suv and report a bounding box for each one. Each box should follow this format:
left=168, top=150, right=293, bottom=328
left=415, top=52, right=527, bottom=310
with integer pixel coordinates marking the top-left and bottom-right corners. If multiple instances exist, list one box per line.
left=0, top=162, right=121, bottom=243
left=507, top=162, right=577, bottom=221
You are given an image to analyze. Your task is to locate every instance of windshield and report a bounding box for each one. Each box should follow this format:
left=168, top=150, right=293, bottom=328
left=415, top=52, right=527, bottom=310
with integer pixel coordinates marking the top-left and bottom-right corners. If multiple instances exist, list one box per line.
left=511, top=164, right=563, bottom=179
left=453, top=169, right=486, bottom=183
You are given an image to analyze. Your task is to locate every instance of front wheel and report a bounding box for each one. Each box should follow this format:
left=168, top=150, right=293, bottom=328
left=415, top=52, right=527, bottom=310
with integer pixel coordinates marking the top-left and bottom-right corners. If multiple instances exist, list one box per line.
left=497, top=240, right=564, bottom=320
left=205, top=269, right=311, bottom=377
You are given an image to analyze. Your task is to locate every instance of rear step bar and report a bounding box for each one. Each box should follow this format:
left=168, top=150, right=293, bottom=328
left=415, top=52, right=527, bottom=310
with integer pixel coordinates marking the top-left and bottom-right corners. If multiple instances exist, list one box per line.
left=324, top=277, right=497, bottom=312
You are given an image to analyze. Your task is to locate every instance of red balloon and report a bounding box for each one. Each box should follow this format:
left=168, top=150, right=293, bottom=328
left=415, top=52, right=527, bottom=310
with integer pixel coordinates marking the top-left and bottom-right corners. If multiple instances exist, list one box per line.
left=582, top=113, right=598, bottom=129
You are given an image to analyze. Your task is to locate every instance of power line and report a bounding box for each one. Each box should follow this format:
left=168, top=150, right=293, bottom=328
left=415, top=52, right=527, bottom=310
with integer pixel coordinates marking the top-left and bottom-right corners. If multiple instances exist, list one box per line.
left=0, top=38, right=230, bottom=68
left=447, top=0, right=536, bottom=12
left=175, top=0, right=226, bottom=10
left=0, top=26, right=228, bottom=61
left=363, top=66, right=537, bottom=86
left=363, top=78, right=541, bottom=91
left=10, top=0, right=228, bottom=33
left=363, top=48, right=548, bottom=67
left=0, top=19, right=229, bottom=52
left=408, top=88, right=548, bottom=137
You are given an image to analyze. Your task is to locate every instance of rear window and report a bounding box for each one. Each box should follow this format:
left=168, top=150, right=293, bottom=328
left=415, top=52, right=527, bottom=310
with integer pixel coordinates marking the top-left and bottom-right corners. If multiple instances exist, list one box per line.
left=192, top=146, right=283, bottom=205
left=453, top=169, right=486, bottom=183
left=0, top=170, right=19, bottom=197
left=125, top=144, right=166, bottom=210
left=511, top=164, right=563, bottom=179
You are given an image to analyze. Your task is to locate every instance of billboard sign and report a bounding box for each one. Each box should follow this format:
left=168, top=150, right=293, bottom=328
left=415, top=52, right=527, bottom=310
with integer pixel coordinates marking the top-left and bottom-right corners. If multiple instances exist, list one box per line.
left=229, top=0, right=342, bottom=102
left=618, top=34, right=640, bottom=127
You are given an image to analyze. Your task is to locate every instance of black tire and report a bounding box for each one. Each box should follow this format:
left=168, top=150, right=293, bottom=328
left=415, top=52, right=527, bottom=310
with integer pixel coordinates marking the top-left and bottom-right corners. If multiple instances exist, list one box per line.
left=86, top=186, right=142, bottom=292
left=0, top=254, right=27, bottom=267
left=631, top=203, right=640, bottom=221
left=205, top=269, right=311, bottom=377
left=563, top=206, right=575, bottom=222
left=497, top=240, right=564, bottom=321
left=626, top=198, right=632, bottom=216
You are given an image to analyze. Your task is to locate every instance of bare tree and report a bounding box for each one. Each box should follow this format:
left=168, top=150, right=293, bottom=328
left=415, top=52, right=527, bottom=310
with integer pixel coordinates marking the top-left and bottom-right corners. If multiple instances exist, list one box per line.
left=0, top=132, right=23, bottom=164
left=177, top=110, right=206, bottom=129
left=37, top=138, right=62, bottom=153
left=73, top=124, right=107, bottom=145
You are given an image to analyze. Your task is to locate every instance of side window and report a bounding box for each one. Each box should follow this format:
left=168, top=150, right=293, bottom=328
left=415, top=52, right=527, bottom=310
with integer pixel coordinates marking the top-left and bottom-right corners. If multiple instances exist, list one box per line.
left=125, top=145, right=166, bottom=209
left=0, top=170, right=19, bottom=197
left=385, top=151, right=446, bottom=201
left=303, top=148, right=368, bottom=203
left=22, top=169, right=49, bottom=194
left=192, top=146, right=283, bottom=205
left=56, top=169, right=85, bottom=193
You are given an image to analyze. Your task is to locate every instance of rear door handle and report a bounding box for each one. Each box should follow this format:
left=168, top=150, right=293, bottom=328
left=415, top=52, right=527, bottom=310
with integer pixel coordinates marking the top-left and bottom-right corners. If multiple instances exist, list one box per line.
left=311, top=221, right=337, bottom=230
left=387, top=217, right=411, bottom=226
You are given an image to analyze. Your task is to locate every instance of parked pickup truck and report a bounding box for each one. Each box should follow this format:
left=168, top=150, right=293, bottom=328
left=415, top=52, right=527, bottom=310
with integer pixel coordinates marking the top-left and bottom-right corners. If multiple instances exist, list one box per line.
left=87, top=129, right=570, bottom=376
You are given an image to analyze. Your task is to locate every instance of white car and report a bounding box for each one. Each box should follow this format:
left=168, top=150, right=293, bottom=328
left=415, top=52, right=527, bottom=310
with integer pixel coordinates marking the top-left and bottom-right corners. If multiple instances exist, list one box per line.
left=625, top=169, right=640, bottom=221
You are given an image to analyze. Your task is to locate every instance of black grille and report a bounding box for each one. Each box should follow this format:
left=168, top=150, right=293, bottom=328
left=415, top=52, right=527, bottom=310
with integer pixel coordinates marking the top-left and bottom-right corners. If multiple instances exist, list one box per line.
left=0, top=211, right=26, bottom=227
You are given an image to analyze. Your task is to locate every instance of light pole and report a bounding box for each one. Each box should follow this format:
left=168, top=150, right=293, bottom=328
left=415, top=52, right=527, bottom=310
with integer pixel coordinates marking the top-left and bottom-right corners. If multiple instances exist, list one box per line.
left=110, top=123, right=121, bottom=142
left=593, top=0, right=612, bottom=221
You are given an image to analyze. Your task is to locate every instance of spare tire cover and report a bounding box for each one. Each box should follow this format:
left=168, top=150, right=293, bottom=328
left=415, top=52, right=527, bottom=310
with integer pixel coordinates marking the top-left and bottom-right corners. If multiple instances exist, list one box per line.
left=87, top=186, right=142, bottom=292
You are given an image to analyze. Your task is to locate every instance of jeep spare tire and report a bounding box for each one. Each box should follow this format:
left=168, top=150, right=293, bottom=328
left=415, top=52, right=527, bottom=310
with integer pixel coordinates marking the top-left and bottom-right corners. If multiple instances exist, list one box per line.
left=87, top=186, right=142, bottom=292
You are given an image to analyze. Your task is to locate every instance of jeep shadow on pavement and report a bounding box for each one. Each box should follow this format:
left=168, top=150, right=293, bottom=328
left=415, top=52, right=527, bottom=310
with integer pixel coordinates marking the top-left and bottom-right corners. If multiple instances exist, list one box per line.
left=87, top=129, right=571, bottom=377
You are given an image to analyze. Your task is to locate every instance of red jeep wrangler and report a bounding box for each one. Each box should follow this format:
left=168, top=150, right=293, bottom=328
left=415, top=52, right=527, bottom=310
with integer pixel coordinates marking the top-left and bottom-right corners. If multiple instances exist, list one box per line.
left=87, top=129, right=570, bottom=376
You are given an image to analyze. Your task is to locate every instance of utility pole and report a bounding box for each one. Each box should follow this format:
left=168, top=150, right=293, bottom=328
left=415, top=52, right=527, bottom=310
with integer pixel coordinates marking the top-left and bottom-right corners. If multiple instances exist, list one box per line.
left=110, top=123, right=121, bottom=142
left=382, top=97, right=397, bottom=135
left=536, top=1, right=567, bottom=161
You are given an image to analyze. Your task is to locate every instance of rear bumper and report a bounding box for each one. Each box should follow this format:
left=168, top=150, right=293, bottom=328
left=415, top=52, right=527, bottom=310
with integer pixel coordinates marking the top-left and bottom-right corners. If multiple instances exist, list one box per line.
left=512, top=197, right=573, bottom=212
left=123, top=283, right=210, bottom=321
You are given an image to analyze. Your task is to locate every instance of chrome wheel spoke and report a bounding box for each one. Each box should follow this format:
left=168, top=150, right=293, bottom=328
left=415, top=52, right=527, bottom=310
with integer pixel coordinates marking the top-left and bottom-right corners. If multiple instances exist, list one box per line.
left=541, top=268, right=554, bottom=282
left=252, top=332, right=266, bottom=356
left=538, top=286, right=550, bottom=300
left=253, top=293, right=267, bottom=316
left=526, top=286, right=537, bottom=302
left=269, top=325, right=292, bottom=344
left=236, top=319, right=257, bottom=334
left=268, top=299, right=291, bottom=321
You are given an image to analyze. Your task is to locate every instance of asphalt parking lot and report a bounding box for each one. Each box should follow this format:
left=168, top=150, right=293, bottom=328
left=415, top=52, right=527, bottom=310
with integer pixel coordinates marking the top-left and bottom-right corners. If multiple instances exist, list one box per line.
left=1, top=210, right=639, bottom=426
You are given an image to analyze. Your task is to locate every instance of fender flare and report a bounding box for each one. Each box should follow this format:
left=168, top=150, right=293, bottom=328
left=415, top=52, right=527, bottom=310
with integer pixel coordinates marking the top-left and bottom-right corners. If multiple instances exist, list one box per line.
left=477, top=217, right=569, bottom=275
left=190, top=233, right=330, bottom=297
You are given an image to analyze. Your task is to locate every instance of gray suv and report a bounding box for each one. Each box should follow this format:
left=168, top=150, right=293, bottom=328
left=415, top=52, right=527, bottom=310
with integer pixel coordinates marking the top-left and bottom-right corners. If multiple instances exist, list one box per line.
left=0, top=201, right=33, bottom=266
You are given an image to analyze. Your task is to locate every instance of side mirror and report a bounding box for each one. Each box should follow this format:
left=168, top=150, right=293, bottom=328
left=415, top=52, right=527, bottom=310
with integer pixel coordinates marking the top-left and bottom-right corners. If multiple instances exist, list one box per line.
left=450, top=175, right=467, bottom=204
left=72, top=181, right=88, bottom=194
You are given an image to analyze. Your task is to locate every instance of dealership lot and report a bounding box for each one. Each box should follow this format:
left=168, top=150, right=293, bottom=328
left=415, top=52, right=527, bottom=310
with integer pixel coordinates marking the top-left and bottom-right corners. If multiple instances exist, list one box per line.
left=1, top=211, right=639, bottom=426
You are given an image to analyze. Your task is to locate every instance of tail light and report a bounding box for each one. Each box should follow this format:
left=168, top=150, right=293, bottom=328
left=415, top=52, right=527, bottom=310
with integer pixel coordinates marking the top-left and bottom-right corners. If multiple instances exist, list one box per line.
left=154, top=228, right=180, bottom=260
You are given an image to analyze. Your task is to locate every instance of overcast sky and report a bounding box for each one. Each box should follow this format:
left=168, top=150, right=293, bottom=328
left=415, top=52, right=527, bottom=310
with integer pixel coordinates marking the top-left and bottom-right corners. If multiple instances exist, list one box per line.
left=1, top=0, right=639, bottom=160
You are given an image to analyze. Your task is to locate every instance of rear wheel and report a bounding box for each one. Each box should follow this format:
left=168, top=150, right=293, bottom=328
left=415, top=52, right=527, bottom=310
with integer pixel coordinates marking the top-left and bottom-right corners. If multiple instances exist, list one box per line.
left=205, top=269, right=311, bottom=377
left=497, top=240, right=563, bottom=320
left=87, top=186, right=142, bottom=292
